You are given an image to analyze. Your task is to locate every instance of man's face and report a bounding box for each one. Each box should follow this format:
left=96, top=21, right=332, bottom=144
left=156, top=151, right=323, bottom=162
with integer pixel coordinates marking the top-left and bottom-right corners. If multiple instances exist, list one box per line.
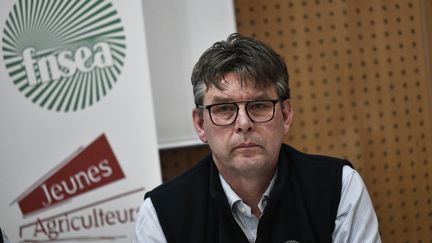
left=192, top=73, right=294, bottom=178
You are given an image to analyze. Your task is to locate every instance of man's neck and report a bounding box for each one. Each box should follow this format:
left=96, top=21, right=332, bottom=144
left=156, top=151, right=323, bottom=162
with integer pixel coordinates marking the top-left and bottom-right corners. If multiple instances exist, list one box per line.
left=218, top=166, right=276, bottom=218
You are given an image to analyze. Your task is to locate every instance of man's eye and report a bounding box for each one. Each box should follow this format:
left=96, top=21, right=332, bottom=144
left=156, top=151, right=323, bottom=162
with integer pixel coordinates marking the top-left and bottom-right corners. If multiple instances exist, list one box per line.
left=249, top=102, right=270, bottom=110
left=213, top=105, right=236, bottom=113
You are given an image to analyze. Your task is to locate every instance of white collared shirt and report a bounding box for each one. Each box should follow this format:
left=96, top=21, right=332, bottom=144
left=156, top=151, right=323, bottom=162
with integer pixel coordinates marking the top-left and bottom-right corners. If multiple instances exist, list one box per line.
left=219, top=172, right=276, bottom=242
left=133, top=166, right=382, bottom=243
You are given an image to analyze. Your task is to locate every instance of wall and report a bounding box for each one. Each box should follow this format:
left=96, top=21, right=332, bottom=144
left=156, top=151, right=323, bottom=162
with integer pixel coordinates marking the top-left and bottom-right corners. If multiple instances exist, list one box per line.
left=159, top=0, right=432, bottom=242
left=142, top=0, right=236, bottom=149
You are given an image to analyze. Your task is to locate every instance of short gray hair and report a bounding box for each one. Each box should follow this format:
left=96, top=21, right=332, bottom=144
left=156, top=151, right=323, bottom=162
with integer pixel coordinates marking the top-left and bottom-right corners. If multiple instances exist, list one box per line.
left=191, top=33, right=290, bottom=106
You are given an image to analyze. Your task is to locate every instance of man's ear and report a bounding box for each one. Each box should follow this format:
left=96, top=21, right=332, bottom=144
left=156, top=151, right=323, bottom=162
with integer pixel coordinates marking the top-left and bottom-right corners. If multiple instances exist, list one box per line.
left=192, top=109, right=208, bottom=143
left=281, top=99, right=294, bottom=135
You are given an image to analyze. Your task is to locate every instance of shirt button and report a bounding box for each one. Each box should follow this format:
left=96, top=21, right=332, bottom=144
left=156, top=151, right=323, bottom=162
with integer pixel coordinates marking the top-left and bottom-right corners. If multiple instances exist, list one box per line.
left=239, top=207, right=246, bottom=214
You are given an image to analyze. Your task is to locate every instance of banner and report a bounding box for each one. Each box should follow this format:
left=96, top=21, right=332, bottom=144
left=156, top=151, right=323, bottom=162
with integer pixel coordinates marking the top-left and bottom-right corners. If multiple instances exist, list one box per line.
left=0, top=0, right=162, bottom=242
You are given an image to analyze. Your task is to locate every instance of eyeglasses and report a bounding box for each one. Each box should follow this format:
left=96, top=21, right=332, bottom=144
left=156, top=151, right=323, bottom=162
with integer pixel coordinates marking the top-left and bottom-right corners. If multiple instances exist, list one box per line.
left=197, top=99, right=281, bottom=126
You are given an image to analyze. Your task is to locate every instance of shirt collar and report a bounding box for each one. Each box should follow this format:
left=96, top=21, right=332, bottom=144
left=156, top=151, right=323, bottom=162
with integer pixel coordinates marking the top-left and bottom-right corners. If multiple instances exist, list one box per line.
left=219, top=170, right=278, bottom=211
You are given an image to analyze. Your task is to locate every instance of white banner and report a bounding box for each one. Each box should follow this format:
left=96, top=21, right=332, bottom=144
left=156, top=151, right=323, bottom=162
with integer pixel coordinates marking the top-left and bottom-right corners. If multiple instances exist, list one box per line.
left=0, top=0, right=162, bottom=242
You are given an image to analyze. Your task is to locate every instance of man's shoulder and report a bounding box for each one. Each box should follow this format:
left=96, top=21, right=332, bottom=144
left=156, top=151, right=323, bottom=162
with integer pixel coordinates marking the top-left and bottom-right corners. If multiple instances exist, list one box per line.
left=281, top=143, right=352, bottom=168
left=145, top=153, right=212, bottom=199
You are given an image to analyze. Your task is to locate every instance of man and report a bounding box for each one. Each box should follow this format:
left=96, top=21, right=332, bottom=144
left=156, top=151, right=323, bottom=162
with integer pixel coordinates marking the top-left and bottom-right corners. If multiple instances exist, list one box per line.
left=134, top=33, right=381, bottom=242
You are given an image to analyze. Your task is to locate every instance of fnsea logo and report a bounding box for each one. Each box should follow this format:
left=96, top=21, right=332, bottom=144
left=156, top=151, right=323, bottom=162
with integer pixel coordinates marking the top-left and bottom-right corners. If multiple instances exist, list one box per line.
left=2, top=0, right=126, bottom=112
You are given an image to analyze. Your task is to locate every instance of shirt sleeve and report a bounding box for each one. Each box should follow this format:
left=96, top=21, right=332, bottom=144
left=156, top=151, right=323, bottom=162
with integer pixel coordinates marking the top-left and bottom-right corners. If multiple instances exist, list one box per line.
left=332, top=165, right=382, bottom=243
left=133, top=197, right=167, bottom=243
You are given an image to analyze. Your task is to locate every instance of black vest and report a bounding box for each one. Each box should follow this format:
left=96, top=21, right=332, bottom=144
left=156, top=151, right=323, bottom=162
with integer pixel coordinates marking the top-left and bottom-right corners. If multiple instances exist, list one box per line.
left=146, top=144, right=351, bottom=243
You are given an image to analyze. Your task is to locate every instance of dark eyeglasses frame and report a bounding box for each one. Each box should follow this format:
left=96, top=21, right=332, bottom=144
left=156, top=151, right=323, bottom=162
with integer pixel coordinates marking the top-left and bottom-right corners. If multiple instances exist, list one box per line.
left=196, top=99, right=282, bottom=126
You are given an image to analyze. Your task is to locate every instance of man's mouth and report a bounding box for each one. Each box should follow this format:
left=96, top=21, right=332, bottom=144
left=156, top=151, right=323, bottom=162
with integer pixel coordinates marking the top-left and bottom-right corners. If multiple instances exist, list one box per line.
left=234, top=142, right=260, bottom=150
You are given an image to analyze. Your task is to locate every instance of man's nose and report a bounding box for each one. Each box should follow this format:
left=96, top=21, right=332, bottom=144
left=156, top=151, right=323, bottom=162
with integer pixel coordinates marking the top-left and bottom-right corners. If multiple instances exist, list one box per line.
left=234, top=106, right=254, bottom=132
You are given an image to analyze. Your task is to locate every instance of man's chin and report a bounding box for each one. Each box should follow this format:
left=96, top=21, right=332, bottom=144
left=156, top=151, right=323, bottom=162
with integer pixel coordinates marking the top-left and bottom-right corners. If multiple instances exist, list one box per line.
left=232, top=157, right=267, bottom=173
left=232, top=146, right=262, bottom=157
